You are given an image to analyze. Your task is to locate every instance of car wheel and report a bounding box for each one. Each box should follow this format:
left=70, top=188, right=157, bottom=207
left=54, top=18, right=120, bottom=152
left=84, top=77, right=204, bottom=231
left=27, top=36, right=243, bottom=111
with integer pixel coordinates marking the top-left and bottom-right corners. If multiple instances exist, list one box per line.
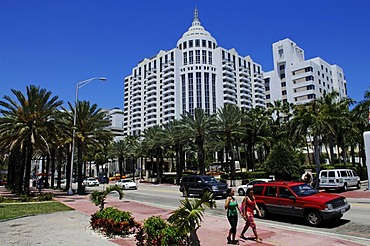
left=238, top=188, right=245, bottom=196
left=258, top=205, right=268, bottom=219
left=356, top=182, right=361, bottom=189
left=305, top=210, right=322, bottom=226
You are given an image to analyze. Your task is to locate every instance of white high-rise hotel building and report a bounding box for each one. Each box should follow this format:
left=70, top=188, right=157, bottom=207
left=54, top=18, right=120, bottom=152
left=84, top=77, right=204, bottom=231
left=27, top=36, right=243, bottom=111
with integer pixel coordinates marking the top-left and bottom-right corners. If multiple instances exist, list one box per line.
left=124, top=9, right=265, bottom=136
left=264, top=38, right=347, bottom=106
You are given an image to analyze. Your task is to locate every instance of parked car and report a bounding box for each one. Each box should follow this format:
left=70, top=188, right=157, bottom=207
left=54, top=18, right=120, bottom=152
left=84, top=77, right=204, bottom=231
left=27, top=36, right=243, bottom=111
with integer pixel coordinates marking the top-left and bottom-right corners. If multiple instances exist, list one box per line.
left=98, top=176, right=109, bottom=184
left=82, top=177, right=100, bottom=186
left=116, top=179, right=138, bottom=190
left=253, top=181, right=350, bottom=226
left=0, top=179, right=7, bottom=186
left=179, top=175, right=228, bottom=198
left=236, top=178, right=274, bottom=196
left=319, top=169, right=361, bottom=191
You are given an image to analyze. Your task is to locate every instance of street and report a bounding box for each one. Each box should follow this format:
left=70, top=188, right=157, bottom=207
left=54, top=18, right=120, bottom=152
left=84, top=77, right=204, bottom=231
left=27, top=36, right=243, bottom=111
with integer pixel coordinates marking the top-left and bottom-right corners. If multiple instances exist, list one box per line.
left=85, top=182, right=370, bottom=244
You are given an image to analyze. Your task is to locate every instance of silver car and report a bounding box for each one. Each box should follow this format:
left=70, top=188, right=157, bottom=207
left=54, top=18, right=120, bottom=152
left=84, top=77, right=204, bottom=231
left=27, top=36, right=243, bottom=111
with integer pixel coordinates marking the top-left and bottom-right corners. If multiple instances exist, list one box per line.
left=237, top=178, right=274, bottom=196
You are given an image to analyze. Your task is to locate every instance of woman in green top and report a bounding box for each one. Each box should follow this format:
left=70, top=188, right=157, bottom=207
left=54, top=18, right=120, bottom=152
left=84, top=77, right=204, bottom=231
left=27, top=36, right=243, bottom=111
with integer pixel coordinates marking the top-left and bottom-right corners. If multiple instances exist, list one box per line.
left=225, top=188, right=242, bottom=244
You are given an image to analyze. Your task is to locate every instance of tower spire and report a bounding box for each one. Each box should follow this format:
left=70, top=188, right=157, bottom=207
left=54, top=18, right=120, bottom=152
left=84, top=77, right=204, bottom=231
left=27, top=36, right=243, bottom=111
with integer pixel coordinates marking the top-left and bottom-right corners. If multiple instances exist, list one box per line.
left=193, top=7, right=200, bottom=23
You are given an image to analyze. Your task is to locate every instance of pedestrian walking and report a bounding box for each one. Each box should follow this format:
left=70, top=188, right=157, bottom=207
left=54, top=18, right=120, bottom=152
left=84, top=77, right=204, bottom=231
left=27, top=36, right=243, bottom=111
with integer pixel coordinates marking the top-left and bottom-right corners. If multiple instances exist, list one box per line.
left=225, top=188, right=242, bottom=244
left=240, top=188, right=263, bottom=243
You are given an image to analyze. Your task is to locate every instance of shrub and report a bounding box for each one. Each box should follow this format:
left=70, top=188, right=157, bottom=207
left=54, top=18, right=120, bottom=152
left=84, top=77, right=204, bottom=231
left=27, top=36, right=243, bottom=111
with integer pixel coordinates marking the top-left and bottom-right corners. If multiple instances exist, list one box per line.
left=90, top=207, right=140, bottom=238
left=37, top=192, right=54, bottom=201
left=135, top=216, right=188, bottom=246
left=0, top=195, right=4, bottom=203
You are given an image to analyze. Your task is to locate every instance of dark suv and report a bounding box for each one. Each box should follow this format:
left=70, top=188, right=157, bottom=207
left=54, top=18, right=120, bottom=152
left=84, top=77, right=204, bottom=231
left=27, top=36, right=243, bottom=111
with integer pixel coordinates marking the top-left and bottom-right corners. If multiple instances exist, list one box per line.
left=179, top=175, right=228, bottom=198
left=253, top=181, right=350, bottom=226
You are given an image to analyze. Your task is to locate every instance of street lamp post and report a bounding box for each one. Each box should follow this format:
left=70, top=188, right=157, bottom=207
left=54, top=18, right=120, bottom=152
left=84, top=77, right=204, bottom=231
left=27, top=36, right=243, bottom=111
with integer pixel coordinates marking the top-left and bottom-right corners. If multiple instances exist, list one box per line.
left=67, top=77, right=107, bottom=195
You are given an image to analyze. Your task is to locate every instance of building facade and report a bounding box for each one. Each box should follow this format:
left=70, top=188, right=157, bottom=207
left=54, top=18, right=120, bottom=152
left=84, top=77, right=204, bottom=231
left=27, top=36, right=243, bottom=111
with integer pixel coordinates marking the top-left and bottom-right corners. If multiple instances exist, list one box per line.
left=123, top=9, right=265, bottom=136
left=102, top=107, right=125, bottom=141
left=264, top=38, right=347, bottom=107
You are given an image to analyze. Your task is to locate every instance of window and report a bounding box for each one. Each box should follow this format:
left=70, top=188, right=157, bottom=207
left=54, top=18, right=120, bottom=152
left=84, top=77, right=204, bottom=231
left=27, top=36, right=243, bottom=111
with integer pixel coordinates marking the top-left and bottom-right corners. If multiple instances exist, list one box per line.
left=281, top=82, right=286, bottom=87
left=279, top=64, right=285, bottom=70
left=212, top=74, right=216, bottom=113
left=265, top=86, right=270, bottom=91
left=305, top=67, right=313, bottom=72
left=307, top=85, right=315, bottom=90
left=205, top=73, right=210, bottom=114
left=189, top=51, right=194, bottom=64
left=181, top=75, right=186, bottom=114
left=208, top=41, right=212, bottom=48
left=208, top=51, right=213, bottom=65
left=202, top=50, right=207, bottom=64
left=306, top=76, right=314, bottom=81
left=282, top=90, right=287, bottom=95
left=266, top=95, right=270, bottom=99
left=195, top=50, right=200, bottom=64
left=195, top=39, right=200, bottom=47
left=196, top=72, right=202, bottom=108
left=202, top=39, right=206, bottom=47
left=279, top=187, right=293, bottom=199
left=188, top=73, right=194, bottom=115
left=183, top=52, right=187, bottom=65
left=280, top=73, right=285, bottom=79
left=183, top=42, right=187, bottom=49
left=265, top=186, right=277, bottom=197
left=189, top=40, right=193, bottom=48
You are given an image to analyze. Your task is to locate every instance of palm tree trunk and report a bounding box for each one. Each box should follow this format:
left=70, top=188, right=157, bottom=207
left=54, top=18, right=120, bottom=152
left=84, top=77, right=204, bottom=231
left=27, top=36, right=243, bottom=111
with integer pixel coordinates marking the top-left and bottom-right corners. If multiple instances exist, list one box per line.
left=189, top=230, right=200, bottom=246
left=198, top=139, right=205, bottom=175
left=313, top=135, right=321, bottom=189
left=77, top=142, right=84, bottom=195
left=24, top=140, right=33, bottom=195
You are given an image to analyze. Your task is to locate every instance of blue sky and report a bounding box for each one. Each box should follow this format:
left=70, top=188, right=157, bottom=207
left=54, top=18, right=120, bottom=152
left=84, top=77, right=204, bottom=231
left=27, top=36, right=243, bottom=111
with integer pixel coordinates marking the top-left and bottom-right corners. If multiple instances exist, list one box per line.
left=1, top=0, right=369, bottom=110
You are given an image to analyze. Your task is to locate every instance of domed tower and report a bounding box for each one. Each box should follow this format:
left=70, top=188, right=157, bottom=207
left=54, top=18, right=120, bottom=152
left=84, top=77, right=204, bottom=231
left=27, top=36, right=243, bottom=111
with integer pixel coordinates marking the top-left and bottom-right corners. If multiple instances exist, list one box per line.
left=176, top=8, right=219, bottom=116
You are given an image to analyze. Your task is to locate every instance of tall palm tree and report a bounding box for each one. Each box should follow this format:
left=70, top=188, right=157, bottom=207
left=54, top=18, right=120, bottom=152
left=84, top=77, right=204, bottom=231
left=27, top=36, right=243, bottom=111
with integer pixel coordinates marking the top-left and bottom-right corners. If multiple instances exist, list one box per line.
left=108, top=140, right=128, bottom=177
left=180, top=108, right=217, bottom=175
left=216, top=104, right=242, bottom=186
left=162, top=120, right=190, bottom=184
left=0, top=85, right=62, bottom=194
left=142, top=126, right=166, bottom=183
left=241, top=107, right=272, bottom=170
left=290, top=99, right=332, bottom=187
left=62, top=100, right=112, bottom=195
left=168, top=192, right=216, bottom=246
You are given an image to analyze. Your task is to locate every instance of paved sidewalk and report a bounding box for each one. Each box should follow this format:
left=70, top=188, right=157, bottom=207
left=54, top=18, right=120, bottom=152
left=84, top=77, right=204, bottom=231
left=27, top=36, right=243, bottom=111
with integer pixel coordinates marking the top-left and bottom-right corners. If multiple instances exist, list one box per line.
left=1, top=184, right=370, bottom=246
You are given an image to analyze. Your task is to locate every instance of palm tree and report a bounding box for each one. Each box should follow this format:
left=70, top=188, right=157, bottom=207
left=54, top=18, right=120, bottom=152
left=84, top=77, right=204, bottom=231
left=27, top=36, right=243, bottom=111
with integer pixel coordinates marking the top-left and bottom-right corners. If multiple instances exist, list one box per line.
left=180, top=108, right=217, bottom=175
left=0, top=85, right=62, bottom=194
left=108, top=140, right=127, bottom=177
left=90, top=185, right=124, bottom=211
left=241, top=107, right=272, bottom=170
left=216, top=104, right=242, bottom=186
left=162, top=120, right=190, bottom=184
left=62, top=100, right=112, bottom=195
left=142, top=126, right=166, bottom=183
left=168, top=192, right=216, bottom=246
left=290, top=98, right=332, bottom=188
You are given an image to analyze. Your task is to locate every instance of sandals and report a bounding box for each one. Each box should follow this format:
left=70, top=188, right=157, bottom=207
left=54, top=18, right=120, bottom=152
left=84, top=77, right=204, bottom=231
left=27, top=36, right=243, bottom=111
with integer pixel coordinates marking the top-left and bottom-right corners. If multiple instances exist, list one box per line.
left=256, top=238, right=263, bottom=243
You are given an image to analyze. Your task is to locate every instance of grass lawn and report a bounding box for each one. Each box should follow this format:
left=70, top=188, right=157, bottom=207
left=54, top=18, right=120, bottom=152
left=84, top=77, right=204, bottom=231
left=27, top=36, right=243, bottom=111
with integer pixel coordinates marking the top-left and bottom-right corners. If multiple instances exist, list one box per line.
left=0, top=201, right=74, bottom=221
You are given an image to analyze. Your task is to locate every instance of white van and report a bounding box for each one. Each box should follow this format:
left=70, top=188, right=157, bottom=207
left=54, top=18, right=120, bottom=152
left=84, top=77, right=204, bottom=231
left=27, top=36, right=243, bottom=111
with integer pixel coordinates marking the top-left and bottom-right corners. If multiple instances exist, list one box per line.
left=319, top=169, right=361, bottom=191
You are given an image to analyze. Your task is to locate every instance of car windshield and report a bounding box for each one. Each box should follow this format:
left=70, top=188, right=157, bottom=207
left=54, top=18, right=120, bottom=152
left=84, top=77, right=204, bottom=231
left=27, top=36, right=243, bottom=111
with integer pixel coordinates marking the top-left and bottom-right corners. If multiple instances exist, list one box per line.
left=202, top=176, right=217, bottom=183
left=290, top=184, right=318, bottom=197
left=87, top=178, right=96, bottom=181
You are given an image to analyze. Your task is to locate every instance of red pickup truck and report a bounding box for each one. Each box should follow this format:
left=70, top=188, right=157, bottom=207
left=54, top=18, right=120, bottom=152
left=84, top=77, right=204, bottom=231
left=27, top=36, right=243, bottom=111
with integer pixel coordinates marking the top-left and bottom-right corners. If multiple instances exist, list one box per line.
left=253, top=181, right=350, bottom=226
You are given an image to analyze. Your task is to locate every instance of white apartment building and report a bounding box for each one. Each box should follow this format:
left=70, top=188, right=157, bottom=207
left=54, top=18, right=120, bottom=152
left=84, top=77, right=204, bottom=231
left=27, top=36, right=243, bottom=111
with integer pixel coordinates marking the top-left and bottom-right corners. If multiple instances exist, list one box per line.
left=124, top=9, right=265, bottom=135
left=264, top=38, right=347, bottom=107
left=102, top=108, right=125, bottom=141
